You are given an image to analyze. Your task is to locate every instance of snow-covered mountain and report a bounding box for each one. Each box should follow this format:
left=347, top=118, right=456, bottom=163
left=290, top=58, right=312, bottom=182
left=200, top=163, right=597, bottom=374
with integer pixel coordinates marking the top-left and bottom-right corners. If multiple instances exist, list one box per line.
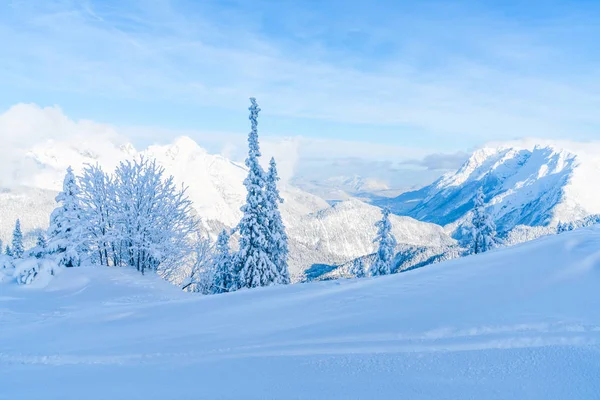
left=0, top=135, right=455, bottom=278
left=290, top=198, right=454, bottom=261
left=379, top=143, right=600, bottom=234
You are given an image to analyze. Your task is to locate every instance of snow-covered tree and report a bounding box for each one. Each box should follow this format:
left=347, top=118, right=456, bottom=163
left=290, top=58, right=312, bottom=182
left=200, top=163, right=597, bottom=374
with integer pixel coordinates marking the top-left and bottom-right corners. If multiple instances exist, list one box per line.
left=30, top=231, right=49, bottom=259
left=212, top=230, right=235, bottom=294
left=112, top=157, right=198, bottom=274
left=371, top=207, right=397, bottom=276
left=265, top=157, right=290, bottom=285
left=234, top=98, right=278, bottom=289
left=48, top=166, right=84, bottom=268
left=471, top=187, right=499, bottom=254
left=11, top=219, right=24, bottom=259
left=181, top=233, right=214, bottom=294
left=36, top=231, right=47, bottom=249
left=5, top=245, right=12, bottom=257
left=350, top=257, right=366, bottom=278
left=79, top=164, right=116, bottom=266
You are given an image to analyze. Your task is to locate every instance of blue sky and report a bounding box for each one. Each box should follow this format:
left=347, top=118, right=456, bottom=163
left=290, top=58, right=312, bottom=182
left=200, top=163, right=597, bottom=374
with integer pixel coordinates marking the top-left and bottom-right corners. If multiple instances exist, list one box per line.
left=1, top=0, right=600, bottom=158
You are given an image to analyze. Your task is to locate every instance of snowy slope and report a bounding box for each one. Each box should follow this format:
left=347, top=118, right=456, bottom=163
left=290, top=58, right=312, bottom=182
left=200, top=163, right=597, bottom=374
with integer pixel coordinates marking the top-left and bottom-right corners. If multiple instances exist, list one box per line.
left=381, top=142, right=600, bottom=233
left=2, top=227, right=600, bottom=399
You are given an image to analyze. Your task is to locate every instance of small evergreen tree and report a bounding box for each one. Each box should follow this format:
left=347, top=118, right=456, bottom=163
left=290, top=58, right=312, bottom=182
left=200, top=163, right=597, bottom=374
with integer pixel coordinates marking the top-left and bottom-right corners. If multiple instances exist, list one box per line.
left=48, top=166, right=84, bottom=267
left=350, top=257, right=366, bottom=278
left=212, top=230, right=234, bottom=294
left=371, top=207, right=397, bottom=276
left=471, top=187, right=498, bottom=254
left=265, top=158, right=290, bottom=285
left=32, top=231, right=48, bottom=259
left=234, top=98, right=278, bottom=289
left=36, top=231, right=47, bottom=249
left=12, top=219, right=24, bottom=259
left=5, top=245, right=12, bottom=257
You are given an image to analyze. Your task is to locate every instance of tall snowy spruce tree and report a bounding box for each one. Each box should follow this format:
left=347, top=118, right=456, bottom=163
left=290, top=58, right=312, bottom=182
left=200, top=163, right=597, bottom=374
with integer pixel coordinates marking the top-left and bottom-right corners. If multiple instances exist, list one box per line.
left=234, top=98, right=279, bottom=289
left=48, top=166, right=84, bottom=267
left=371, top=207, right=397, bottom=276
left=266, top=158, right=290, bottom=285
left=212, top=230, right=235, bottom=294
left=471, top=187, right=498, bottom=254
left=12, top=219, right=24, bottom=258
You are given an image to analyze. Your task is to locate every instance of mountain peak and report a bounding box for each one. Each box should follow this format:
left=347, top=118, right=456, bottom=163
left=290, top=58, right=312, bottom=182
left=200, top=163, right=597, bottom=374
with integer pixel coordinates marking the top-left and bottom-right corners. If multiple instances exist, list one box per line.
left=382, top=142, right=600, bottom=233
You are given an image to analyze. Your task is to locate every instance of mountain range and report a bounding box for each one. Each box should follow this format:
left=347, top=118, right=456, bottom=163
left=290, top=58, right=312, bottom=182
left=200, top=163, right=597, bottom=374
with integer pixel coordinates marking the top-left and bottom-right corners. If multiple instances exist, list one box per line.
left=3, top=132, right=600, bottom=281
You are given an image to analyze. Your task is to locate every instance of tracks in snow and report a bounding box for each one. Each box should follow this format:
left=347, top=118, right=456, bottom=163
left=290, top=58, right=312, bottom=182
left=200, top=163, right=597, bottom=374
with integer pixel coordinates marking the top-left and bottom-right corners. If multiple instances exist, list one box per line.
left=2, top=322, right=598, bottom=366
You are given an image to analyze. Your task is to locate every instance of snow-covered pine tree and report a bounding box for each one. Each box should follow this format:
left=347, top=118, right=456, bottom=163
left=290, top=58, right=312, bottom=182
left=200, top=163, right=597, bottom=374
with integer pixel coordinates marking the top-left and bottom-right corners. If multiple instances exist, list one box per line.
left=48, top=166, right=84, bottom=268
left=471, top=187, right=498, bottom=254
left=234, top=98, right=278, bottom=289
left=12, top=219, right=24, bottom=259
left=36, top=231, right=47, bottom=249
left=265, top=157, right=290, bottom=285
left=31, top=231, right=49, bottom=259
left=5, top=245, right=12, bottom=257
left=371, top=207, right=397, bottom=276
left=350, top=257, right=366, bottom=278
left=212, top=230, right=235, bottom=294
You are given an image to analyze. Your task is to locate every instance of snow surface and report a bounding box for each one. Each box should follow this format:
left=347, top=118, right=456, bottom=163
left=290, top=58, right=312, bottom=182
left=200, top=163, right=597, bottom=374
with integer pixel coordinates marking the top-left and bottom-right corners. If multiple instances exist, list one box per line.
left=2, top=227, right=600, bottom=399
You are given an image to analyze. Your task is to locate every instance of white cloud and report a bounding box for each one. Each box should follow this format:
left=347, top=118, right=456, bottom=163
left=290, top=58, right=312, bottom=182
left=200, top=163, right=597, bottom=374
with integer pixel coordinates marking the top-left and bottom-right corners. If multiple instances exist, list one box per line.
left=0, top=103, right=127, bottom=188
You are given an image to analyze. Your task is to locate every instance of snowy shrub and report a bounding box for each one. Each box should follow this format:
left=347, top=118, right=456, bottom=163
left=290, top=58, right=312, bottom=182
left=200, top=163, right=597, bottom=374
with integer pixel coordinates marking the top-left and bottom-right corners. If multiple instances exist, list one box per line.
left=180, top=233, right=215, bottom=294
left=14, top=257, right=60, bottom=286
left=0, top=254, right=14, bottom=269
